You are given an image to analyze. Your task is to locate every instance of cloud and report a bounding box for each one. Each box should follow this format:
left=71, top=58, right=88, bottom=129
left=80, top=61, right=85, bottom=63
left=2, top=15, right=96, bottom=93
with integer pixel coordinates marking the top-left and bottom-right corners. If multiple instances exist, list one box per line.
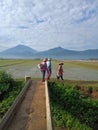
left=0, top=0, right=98, bottom=51
left=17, top=26, right=29, bottom=29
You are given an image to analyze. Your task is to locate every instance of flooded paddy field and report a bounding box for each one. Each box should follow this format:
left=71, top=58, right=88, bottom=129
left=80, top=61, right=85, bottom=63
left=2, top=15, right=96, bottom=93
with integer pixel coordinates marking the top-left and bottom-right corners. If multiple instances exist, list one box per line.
left=0, top=59, right=98, bottom=81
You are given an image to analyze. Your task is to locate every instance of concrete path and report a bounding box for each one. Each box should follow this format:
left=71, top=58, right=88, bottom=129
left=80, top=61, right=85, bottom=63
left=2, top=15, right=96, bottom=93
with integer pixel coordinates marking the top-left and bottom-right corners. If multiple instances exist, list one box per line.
left=7, top=81, right=46, bottom=130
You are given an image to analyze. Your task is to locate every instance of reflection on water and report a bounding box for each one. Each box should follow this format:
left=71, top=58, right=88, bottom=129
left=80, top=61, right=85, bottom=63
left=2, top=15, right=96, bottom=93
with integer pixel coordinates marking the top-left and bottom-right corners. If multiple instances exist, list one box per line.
left=5, top=66, right=98, bottom=81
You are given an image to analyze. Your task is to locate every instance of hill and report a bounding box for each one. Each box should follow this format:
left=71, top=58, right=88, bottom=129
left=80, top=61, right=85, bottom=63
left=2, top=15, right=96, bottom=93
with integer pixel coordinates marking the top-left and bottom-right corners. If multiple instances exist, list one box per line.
left=0, top=45, right=98, bottom=60
left=0, top=44, right=37, bottom=58
left=35, top=47, right=98, bottom=60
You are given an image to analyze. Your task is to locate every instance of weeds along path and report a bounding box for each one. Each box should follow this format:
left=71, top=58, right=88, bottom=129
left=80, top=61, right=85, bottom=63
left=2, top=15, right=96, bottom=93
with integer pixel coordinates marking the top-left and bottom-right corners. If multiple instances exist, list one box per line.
left=7, top=81, right=46, bottom=130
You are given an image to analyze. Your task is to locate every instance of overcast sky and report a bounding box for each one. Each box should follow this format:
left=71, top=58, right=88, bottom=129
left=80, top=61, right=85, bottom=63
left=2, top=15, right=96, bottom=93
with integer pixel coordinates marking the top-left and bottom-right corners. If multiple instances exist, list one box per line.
left=0, top=0, right=98, bottom=51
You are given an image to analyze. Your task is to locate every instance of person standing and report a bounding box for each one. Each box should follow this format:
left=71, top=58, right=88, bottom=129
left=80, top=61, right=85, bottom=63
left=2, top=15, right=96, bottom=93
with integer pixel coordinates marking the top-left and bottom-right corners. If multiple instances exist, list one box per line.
left=40, top=58, right=49, bottom=82
left=46, top=58, right=52, bottom=80
left=57, top=62, right=64, bottom=80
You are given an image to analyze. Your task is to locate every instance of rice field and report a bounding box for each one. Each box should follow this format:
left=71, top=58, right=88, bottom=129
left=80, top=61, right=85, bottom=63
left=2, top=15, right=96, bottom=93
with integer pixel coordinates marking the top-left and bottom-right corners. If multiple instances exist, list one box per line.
left=0, top=59, right=98, bottom=81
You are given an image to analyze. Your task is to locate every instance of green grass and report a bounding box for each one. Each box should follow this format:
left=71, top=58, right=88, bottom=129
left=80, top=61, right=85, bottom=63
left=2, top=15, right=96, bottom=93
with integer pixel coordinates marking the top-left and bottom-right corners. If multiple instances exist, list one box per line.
left=65, top=61, right=98, bottom=70
left=0, top=59, right=98, bottom=70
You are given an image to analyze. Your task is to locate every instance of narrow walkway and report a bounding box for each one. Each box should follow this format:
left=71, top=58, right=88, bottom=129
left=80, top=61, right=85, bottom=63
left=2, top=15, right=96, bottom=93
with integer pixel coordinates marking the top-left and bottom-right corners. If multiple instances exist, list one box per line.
left=7, top=81, right=46, bottom=130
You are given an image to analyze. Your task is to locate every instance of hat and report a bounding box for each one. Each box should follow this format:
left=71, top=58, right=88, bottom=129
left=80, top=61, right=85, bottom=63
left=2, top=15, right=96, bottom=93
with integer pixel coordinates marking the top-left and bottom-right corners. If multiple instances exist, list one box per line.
left=59, top=62, right=64, bottom=65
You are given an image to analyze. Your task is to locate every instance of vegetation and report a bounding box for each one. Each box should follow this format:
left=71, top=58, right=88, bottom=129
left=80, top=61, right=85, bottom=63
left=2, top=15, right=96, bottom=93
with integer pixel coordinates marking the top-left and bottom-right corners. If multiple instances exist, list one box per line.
left=0, top=70, right=24, bottom=120
left=49, top=81, right=98, bottom=130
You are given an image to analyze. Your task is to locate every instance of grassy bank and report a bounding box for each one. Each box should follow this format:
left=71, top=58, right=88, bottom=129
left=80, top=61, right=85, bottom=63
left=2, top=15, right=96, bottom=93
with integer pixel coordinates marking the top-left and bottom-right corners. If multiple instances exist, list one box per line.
left=49, top=81, right=98, bottom=130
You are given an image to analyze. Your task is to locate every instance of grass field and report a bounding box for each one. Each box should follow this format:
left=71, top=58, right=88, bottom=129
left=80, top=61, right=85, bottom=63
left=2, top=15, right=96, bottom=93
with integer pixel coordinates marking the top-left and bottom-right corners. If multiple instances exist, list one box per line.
left=0, top=59, right=98, bottom=81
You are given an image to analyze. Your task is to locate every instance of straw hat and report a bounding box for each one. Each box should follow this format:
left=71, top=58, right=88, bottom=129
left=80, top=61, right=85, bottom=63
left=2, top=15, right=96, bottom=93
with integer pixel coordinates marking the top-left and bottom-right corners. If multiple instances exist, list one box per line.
left=59, top=62, right=64, bottom=65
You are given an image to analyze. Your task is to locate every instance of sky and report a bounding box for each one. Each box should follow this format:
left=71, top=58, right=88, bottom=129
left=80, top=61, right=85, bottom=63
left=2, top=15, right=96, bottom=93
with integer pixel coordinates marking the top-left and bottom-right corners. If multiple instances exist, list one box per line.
left=0, top=0, right=98, bottom=51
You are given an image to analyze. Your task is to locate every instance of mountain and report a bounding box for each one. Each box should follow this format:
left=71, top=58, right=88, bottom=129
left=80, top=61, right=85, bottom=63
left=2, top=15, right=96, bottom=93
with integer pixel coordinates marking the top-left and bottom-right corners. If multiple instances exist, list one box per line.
left=0, top=45, right=98, bottom=60
left=35, top=47, right=78, bottom=59
left=35, top=47, right=98, bottom=60
left=0, top=44, right=37, bottom=58
left=37, top=46, right=76, bottom=55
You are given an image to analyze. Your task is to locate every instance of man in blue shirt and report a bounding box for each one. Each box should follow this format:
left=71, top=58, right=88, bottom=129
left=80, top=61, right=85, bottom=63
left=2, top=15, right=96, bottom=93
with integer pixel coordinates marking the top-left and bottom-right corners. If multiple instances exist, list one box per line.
left=46, top=58, right=52, bottom=80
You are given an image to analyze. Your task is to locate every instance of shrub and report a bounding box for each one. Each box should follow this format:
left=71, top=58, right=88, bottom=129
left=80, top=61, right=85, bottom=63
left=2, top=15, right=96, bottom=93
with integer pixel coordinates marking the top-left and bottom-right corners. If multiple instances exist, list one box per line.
left=49, top=81, right=98, bottom=130
left=87, top=86, right=93, bottom=95
left=0, top=70, right=15, bottom=100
